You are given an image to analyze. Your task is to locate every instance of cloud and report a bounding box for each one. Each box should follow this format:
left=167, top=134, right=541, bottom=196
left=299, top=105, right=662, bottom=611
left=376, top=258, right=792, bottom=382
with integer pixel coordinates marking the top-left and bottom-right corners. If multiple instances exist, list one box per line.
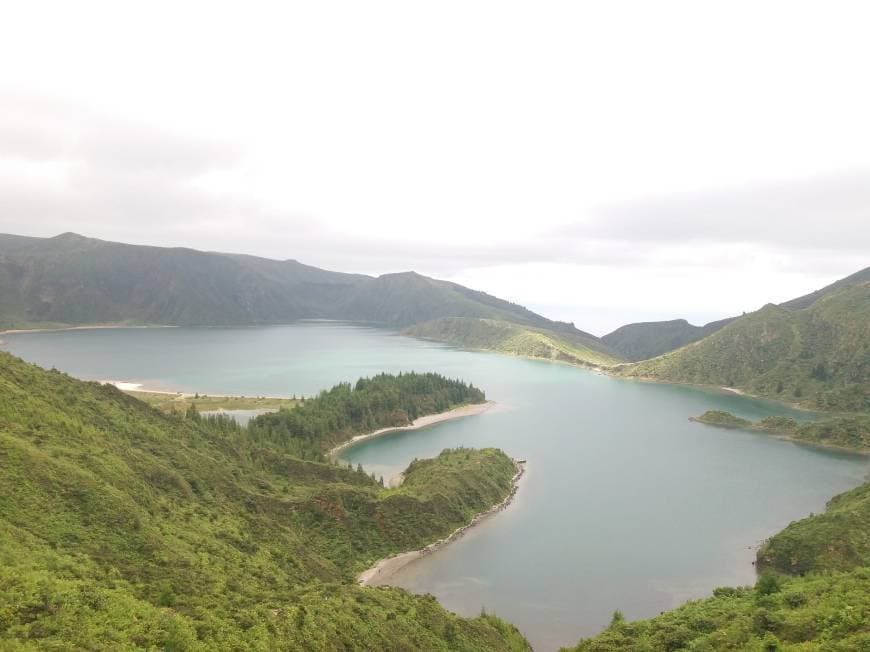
left=0, top=90, right=241, bottom=174
left=572, top=171, right=870, bottom=253
left=0, top=90, right=865, bottom=333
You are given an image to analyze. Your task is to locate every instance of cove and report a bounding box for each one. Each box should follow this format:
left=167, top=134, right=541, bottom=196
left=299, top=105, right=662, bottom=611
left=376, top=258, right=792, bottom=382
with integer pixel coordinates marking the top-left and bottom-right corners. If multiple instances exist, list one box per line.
left=2, top=323, right=867, bottom=651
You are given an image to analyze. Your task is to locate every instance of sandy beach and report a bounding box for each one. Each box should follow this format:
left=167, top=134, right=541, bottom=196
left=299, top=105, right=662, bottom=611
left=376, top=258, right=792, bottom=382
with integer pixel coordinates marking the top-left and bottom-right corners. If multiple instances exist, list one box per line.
left=328, top=400, right=495, bottom=460
left=0, top=324, right=174, bottom=336
left=102, top=381, right=181, bottom=395
left=358, top=459, right=526, bottom=587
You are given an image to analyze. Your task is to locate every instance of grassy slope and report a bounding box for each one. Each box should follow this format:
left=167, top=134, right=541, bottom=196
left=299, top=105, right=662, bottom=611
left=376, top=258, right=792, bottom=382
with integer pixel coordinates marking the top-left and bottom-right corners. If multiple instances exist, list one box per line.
left=564, top=569, right=870, bottom=651
left=758, top=482, right=870, bottom=575
left=780, top=266, right=870, bottom=311
left=617, top=283, right=870, bottom=412
left=0, top=352, right=529, bottom=650
left=566, top=477, right=870, bottom=651
left=602, top=266, right=869, bottom=363
left=404, top=317, right=623, bottom=367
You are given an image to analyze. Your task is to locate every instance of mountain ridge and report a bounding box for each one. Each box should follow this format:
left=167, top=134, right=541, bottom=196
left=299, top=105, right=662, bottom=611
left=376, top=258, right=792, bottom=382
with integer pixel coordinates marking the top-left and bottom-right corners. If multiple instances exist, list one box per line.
left=616, top=281, right=870, bottom=412
left=603, top=266, right=869, bottom=362
left=0, top=232, right=596, bottom=339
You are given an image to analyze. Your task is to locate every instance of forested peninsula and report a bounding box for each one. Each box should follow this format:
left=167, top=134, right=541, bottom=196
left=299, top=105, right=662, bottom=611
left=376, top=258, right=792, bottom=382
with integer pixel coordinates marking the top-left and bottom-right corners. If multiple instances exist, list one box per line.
left=0, top=354, right=529, bottom=650
left=692, top=410, right=870, bottom=453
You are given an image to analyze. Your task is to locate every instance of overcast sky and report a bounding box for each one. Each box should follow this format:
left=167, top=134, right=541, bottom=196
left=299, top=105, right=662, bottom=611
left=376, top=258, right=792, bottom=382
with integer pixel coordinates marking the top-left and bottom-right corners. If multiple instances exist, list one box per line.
left=1, top=1, right=868, bottom=334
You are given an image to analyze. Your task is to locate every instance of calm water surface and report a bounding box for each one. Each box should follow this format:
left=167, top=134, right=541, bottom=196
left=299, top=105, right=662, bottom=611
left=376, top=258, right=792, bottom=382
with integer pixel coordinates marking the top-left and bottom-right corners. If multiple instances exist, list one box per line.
left=3, top=324, right=867, bottom=650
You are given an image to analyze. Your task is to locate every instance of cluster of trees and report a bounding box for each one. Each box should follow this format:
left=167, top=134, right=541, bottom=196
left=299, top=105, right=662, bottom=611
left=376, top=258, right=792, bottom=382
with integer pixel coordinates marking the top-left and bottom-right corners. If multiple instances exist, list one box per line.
left=248, top=372, right=485, bottom=457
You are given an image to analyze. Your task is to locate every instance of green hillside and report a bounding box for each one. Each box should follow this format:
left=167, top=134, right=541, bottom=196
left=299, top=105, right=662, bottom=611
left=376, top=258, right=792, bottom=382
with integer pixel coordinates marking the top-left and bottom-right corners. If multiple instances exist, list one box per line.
left=780, top=266, right=870, bottom=310
left=759, top=481, right=870, bottom=575
left=0, top=233, right=590, bottom=338
left=603, top=316, right=736, bottom=362
left=602, top=266, right=869, bottom=362
left=693, top=410, right=870, bottom=452
left=404, top=317, right=623, bottom=367
left=0, top=352, right=529, bottom=650
left=617, top=282, right=870, bottom=412
left=563, top=569, right=870, bottom=651
left=565, top=476, right=870, bottom=651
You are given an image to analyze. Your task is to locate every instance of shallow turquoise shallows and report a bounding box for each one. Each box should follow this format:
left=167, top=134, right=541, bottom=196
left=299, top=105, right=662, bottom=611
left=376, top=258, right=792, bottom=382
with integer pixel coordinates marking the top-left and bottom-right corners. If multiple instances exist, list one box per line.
left=3, top=323, right=867, bottom=651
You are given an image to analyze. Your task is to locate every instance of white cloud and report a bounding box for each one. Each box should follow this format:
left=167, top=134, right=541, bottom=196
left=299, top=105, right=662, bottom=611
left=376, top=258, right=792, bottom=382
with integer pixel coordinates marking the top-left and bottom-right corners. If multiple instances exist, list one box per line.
left=0, top=1, right=868, bottom=334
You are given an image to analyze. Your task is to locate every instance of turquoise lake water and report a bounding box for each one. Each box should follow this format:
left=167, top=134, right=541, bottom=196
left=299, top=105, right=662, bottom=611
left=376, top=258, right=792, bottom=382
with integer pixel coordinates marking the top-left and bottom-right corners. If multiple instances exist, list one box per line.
left=2, top=323, right=867, bottom=650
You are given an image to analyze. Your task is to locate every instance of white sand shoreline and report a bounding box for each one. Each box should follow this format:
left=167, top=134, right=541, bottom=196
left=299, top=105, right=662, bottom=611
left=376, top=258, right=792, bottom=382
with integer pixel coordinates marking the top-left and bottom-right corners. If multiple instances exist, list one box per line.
left=0, top=324, right=175, bottom=336
left=358, top=459, right=526, bottom=587
left=328, top=401, right=495, bottom=460
left=99, top=380, right=294, bottom=401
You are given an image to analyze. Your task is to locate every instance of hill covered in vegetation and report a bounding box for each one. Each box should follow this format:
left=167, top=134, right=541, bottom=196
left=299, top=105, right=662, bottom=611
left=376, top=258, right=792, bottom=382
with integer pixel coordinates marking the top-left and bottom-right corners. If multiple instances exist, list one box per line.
left=603, top=266, right=869, bottom=363
left=404, top=317, right=622, bottom=367
left=603, top=316, right=736, bottom=362
left=564, top=568, right=870, bottom=651
left=617, top=282, right=870, bottom=412
left=692, top=410, right=870, bottom=452
left=759, top=481, right=870, bottom=575
left=0, top=352, right=529, bottom=650
left=0, top=232, right=577, bottom=333
left=565, top=473, right=870, bottom=650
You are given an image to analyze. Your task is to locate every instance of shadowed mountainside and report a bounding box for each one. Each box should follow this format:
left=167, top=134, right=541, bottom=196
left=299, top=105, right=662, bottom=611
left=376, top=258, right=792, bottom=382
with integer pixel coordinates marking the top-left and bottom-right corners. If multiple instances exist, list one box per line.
left=0, top=232, right=620, bottom=365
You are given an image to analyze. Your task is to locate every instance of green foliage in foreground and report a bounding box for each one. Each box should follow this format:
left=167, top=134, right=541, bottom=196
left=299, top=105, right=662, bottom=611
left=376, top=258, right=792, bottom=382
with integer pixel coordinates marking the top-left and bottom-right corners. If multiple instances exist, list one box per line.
left=0, top=352, right=528, bottom=650
left=404, top=317, right=623, bottom=367
left=693, top=410, right=870, bottom=451
left=563, top=568, right=870, bottom=651
left=249, top=371, right=485, bottom=458
left=618, top=283, right=870, bottom=412
left=758, top=482, right=870, bottom=575
left=569, top=452, right=870, bottom=650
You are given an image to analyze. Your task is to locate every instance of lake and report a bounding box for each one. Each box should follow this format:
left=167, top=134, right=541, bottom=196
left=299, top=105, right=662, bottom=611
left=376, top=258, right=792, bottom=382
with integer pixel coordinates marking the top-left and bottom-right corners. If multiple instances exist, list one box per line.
left=2, top=323, right=867, bottom=650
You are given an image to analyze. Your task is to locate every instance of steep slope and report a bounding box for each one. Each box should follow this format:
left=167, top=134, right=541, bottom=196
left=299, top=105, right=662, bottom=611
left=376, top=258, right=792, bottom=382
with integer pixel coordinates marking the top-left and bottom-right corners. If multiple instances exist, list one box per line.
left=563, top=569, right=870, bottom=651
left=603, top=316, right=736, bottom=362
left=603, top=266, right=870, bottom=361
left=405, top=317, right=622, bottom=367
left=617, top=282, right=870, bottom=411
left=0, top=352, right=529, bottom=649
left=780, top=265, right=870, bottom=310
left=566, top=476, right=870, bottom=650
left=758, top=481, right=870, bottom=575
